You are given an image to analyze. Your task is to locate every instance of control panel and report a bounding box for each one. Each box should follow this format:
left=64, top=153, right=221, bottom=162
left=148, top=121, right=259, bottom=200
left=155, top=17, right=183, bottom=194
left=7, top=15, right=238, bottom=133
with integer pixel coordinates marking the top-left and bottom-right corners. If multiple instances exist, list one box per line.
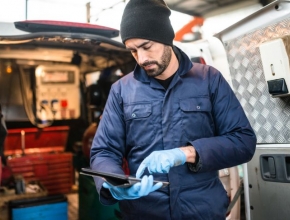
left=35, top=65, right=80, bottom=121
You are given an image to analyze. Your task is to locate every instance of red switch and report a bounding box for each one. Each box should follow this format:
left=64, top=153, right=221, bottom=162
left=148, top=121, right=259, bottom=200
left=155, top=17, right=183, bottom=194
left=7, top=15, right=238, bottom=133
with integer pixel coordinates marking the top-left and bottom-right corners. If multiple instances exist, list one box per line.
left=61, top=100, right=68, bottom=108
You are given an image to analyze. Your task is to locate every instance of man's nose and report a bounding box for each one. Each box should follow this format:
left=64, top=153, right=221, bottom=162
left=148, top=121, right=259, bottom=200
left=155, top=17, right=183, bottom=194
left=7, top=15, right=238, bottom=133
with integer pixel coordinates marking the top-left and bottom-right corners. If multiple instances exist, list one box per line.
left=137, top=50, right=148, bottom=64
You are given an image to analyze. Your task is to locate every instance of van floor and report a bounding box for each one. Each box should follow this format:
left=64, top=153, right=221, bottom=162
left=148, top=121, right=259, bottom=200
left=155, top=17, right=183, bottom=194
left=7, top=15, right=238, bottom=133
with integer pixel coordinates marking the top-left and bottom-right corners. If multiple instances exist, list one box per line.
left=67, top=192, right=78, bottom=220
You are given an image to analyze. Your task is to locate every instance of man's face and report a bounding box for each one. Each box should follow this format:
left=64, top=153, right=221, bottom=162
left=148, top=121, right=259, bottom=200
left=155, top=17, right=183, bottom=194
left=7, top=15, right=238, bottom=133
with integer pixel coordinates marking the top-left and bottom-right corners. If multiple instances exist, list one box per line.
left=125, top=38, right=172, bottom=77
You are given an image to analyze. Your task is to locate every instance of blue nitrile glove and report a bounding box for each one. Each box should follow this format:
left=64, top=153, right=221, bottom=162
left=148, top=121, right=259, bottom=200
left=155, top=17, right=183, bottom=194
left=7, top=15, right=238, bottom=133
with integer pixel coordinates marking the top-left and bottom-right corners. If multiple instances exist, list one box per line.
left=102, top=175, right=162, bottom=200
left=136, top=148, right=186, bottom=178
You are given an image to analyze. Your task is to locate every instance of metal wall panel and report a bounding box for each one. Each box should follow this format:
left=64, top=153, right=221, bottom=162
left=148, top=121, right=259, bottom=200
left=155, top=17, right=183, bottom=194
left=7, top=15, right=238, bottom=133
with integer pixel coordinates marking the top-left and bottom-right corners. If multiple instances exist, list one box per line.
left=224, top=18, right=290, bottom=144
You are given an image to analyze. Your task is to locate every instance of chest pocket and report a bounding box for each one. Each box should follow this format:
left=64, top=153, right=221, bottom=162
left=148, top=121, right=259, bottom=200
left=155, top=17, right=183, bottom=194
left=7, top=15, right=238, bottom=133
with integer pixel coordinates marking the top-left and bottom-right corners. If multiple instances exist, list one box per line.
left=179, top=97, right=214, bottom=139
left=124, top=103, right=155, bottom=146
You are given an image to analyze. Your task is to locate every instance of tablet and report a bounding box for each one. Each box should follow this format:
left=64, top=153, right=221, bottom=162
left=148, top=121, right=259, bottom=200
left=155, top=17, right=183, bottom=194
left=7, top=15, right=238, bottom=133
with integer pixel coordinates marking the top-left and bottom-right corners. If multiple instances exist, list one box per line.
left=80, top=168, right=169, bottom=188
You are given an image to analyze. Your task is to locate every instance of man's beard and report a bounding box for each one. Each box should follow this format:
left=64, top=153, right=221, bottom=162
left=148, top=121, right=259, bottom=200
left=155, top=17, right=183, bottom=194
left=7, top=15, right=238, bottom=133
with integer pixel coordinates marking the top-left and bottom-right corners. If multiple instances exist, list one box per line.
left=141, top=46, right=172, bottom=77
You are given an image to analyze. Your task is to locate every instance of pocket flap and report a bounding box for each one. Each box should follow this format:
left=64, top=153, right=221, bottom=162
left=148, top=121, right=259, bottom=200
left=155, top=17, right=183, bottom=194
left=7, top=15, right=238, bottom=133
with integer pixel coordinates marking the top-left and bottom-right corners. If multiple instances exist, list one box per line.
left=124, top=103, right=152, bottom=120
left=180, top=98, right=211, bottom=112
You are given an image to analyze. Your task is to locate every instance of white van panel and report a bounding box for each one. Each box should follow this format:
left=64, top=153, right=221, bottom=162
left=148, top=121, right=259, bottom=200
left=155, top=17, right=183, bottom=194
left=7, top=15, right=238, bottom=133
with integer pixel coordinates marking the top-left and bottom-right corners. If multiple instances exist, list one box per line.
left=247, top=145, right=290, bottom=220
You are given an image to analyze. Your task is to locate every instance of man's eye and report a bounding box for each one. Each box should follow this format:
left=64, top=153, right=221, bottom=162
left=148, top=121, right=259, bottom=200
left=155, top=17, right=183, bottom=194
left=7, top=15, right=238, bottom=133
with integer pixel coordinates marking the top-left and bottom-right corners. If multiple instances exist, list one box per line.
left=143, top=46, right=151, bottom=50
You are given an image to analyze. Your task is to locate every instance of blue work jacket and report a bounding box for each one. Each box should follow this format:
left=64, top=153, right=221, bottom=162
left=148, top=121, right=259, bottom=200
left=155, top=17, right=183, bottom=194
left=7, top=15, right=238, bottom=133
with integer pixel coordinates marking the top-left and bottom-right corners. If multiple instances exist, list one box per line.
left=90, top=47, right=256, bottom=220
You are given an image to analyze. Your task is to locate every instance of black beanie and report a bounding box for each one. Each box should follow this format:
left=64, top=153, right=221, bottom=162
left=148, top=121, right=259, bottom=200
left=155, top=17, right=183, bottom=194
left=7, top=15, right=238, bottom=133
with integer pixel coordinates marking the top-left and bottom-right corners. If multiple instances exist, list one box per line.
left=120, top=0, right=175, bottom=46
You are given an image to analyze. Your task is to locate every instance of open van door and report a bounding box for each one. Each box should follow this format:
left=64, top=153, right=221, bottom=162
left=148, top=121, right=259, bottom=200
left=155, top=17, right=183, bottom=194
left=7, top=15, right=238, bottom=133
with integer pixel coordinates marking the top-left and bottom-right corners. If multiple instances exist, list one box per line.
left=213, top=1, right=290, bottom=219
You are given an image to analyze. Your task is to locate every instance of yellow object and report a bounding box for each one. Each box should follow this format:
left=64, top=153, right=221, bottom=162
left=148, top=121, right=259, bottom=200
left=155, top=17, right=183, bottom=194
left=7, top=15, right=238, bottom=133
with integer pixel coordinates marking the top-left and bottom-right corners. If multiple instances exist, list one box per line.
left=5, top=63, right=12, bottom=74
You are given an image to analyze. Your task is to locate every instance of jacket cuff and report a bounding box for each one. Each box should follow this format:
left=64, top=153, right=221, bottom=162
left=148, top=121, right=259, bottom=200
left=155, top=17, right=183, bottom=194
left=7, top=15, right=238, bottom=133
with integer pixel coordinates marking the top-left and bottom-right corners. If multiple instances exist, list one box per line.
left=186, top=142, right=202, bottom=172
left=187, top=151, right=202, bottom=172
left=93, top=176, right=118, bottom=205
left=99, top=186, right=119, bottom=205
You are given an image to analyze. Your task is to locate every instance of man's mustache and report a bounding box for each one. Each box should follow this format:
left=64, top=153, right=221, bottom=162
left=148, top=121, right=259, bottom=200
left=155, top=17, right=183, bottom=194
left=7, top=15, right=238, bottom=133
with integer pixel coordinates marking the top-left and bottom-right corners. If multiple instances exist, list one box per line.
left=141, top=61, right=158, bottom=68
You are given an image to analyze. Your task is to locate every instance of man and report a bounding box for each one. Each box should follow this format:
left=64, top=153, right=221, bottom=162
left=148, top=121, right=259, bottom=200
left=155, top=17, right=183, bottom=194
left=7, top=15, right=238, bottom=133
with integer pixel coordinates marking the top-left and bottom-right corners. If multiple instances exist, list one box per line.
left=90, top=0, right=257, bottom=219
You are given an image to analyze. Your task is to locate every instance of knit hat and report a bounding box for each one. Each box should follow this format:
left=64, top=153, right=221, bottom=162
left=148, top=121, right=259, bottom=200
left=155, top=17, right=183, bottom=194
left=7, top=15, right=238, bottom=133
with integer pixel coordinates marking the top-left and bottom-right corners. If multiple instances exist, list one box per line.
left=120, top=0, right=175, bottom=46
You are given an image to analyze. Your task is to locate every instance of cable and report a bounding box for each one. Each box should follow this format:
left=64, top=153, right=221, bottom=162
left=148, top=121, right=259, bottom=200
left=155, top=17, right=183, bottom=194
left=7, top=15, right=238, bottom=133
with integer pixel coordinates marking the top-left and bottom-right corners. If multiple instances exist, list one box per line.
left=19, top=66, right=54, bottom=128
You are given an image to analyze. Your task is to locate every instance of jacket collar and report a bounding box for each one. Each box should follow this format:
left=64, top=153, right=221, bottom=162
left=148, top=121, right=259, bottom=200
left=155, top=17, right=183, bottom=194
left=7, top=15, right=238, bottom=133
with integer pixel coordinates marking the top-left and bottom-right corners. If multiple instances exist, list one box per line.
left=133, top=46, right=193, bottom=83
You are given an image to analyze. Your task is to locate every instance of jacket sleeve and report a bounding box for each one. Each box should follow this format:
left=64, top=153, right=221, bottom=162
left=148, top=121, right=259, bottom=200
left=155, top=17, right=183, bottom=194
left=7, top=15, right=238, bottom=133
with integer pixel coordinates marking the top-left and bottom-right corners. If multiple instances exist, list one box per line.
left=189, top=66, right=257, bottom=172
left=90, top=85, right=125, bottom=205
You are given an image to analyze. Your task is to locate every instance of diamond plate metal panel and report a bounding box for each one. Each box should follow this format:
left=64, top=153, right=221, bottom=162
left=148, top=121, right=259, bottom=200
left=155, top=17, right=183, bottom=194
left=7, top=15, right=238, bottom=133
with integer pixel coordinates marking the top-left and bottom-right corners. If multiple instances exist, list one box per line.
left=224, top=19, right=290, bottom=143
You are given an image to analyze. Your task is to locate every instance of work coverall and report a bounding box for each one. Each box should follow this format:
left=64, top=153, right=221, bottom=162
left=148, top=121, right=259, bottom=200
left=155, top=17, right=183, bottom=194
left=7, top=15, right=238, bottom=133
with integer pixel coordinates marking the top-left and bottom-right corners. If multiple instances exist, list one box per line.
left=90, top=47, right=256, bottom=219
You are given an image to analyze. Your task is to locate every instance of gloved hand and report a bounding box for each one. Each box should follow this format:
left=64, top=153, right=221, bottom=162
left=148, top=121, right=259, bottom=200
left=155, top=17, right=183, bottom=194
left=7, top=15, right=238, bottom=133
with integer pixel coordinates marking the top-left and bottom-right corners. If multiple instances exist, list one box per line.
left=102, top=175, right=162, bottom=200
left=136, top=148, right=186, bottom=178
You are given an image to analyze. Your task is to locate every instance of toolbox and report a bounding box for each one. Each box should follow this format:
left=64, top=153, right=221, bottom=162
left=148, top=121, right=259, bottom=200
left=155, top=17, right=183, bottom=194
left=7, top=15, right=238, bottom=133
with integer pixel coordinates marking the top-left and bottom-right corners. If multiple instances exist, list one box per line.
left=4, top=126, right=74, bottom=195
left=0, top=181, right=47, bottom=220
